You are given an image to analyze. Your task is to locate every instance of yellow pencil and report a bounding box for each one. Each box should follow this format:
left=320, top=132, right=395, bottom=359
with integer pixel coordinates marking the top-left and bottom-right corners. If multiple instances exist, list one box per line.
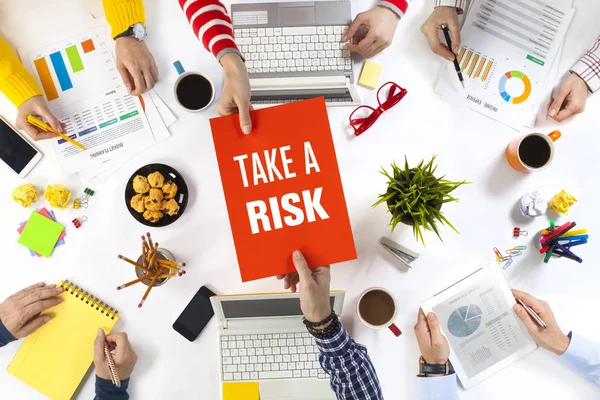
left=27, top=115, right=86, bottom=150
left=560, top=229, right=587, bottom=238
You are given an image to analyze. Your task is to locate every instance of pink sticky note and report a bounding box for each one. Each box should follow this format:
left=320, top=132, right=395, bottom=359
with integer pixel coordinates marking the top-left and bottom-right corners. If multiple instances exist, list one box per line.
left=17, top=208, right=66, bottom=257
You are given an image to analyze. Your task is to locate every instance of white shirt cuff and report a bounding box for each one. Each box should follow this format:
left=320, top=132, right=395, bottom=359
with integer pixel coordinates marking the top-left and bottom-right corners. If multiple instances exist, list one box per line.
left=417, top=373, right=458, bottom=400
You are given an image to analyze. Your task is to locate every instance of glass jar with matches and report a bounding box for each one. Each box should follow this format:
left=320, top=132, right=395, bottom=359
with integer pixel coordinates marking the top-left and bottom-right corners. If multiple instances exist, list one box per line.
left=116, top=232, right=187, bottom=308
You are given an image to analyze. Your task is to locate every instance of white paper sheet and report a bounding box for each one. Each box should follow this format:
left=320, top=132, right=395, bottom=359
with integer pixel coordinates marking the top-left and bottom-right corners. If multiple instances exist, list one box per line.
left=435, top=0, right=575, bottom=130
left=19, top=21, right=156, bottom=176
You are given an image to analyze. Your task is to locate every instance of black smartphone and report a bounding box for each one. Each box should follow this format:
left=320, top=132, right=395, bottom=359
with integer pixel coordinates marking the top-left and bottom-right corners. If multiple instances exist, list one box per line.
left=173, top=286, right=216, bottom=341
left=0, top=116, right=42, bottom=177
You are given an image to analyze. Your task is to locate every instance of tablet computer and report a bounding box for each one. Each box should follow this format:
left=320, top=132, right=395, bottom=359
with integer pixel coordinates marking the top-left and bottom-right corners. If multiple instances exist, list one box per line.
left=421, top=263, right=537, bottom=389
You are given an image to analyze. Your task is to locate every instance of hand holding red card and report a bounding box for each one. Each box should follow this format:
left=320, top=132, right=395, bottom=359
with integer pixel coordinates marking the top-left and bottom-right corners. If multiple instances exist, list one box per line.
left=210, top=97, right=357, bottom=282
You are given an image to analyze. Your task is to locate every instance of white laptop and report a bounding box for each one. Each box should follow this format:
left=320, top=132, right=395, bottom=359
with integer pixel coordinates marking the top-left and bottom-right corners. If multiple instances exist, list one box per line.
left=211, top=291, right=345, bottom=400
left=231, top=1, right=361, bottom=107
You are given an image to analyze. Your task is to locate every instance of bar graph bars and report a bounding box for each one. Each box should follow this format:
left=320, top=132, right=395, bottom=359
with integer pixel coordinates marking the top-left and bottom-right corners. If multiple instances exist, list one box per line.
left=469, top=345, right=492, bottom=366
left=457, top=47, right=496, bottom=83
left=33, top=38, right=96, bottom=101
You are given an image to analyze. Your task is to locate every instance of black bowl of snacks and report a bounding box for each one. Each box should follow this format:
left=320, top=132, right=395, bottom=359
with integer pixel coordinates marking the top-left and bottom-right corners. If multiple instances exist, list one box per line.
left=125, top=163, right=189, bottom=227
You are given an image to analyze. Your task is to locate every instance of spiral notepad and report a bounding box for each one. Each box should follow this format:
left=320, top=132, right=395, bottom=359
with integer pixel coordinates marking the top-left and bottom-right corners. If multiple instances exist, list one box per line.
left=7, top=280, right=120, bottom=400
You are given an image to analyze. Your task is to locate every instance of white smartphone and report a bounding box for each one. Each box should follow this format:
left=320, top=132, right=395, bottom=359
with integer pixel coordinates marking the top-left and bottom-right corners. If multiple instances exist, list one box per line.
left=0, top=116, right=42, bottom=177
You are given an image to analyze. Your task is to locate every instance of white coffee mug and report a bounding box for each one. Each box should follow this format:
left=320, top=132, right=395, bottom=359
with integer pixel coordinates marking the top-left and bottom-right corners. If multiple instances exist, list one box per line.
left=357, top=287, right=402, bottom=337
left=172, top=61, right=215, bottom=112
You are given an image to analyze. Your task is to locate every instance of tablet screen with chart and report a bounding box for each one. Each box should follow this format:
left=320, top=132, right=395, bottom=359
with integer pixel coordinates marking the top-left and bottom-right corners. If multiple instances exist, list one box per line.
left=423, top=265, right=537, bottom=387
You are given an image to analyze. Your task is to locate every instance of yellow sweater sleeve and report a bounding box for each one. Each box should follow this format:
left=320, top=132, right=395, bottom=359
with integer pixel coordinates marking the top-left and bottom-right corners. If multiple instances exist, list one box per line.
left=102, top=0, right=146, bottom=39
left=0, top=36, right=42, bottom=107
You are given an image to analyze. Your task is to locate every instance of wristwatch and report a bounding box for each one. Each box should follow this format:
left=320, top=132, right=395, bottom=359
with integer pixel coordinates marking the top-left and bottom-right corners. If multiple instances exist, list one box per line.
left=418, top=356, right=452, bottom=377
left=114, top=22, right=147, bottom=41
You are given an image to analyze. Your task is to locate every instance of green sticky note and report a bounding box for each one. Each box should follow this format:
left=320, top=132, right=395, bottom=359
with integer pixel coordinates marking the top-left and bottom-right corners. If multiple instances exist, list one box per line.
left=18, top=211, right=64, bottom=257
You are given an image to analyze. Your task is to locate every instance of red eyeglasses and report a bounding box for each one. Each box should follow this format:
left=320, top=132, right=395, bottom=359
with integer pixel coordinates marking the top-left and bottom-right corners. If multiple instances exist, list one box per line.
left=349, top=82, right=408, bottom=136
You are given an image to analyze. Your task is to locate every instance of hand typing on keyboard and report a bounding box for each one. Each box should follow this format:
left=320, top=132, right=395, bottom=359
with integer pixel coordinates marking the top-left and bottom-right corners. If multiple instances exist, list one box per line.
left=344, top=6, right=400, bottom=58
left=277, top=251, right=332, bottom=324
left=218, top=53, right=252, bottom=134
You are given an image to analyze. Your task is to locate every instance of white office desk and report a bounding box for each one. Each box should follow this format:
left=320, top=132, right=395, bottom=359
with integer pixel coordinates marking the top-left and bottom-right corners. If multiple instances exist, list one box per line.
left=0, top=0, right=599, bottom=398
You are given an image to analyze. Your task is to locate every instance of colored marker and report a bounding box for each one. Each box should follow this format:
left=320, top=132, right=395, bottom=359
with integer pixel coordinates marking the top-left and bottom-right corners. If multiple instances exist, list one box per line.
left=541, top=221, right=576, bottom=245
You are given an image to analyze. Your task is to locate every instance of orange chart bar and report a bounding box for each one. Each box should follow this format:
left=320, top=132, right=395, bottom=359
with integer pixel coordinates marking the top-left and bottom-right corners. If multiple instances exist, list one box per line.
left=467, top=54, right=480, bottom=77
left=457, top=47, right=467, bottom=64
left=475, top=57, right=486, bottom=78
left=33, top=57, right=58, bottom=101
left=482, top=60, right=493, bottom=81
left=81, top=38, right=95, bottom=53
left=461, top=50, right=474, bottom=72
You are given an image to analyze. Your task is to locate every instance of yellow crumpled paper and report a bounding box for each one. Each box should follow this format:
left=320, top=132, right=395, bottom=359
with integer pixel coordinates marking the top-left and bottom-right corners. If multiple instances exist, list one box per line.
left=12, top=184, right=38, bottom=207
left=44, top=184, right=71, bottom=209
left=548, top=190, right=577, bottom=215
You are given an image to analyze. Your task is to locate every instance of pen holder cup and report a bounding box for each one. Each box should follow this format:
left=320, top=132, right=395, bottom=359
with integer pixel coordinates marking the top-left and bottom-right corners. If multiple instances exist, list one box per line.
left=135, top=248, right=176, bottom=287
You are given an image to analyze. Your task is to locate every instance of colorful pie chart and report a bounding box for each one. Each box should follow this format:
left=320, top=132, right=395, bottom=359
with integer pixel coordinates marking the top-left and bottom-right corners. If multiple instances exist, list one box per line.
left=498, top=70, right=531, bottom=104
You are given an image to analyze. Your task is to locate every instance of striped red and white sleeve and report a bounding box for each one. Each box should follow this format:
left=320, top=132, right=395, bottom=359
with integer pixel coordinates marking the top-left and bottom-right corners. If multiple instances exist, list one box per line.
left=434, top=0, right=466, bottom=14
left=378, top=0, right=409, bottom=18
left=178, top=0, right=241, bottom=61
left=571, top=36, right=600, bottom=93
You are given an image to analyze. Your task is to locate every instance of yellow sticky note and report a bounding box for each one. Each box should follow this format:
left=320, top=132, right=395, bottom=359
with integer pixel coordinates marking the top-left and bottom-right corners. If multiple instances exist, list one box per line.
left=358, top=60, right=383, bottom=89
left=223, top=382, right=259, bottom=400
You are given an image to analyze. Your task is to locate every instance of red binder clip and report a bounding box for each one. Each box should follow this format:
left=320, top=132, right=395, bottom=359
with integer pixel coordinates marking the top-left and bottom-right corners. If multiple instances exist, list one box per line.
left=72, top=216, right=87, bottom=229
left=513, top=227, right=528, bottom=238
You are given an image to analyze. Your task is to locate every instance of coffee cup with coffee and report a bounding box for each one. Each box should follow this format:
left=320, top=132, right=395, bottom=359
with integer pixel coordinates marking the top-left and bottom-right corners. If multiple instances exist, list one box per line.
left=172, top=61, right=215, bottom=112
left=506, top=130, right=561, bottom=172
left=357, top=287, right=402, bottom=337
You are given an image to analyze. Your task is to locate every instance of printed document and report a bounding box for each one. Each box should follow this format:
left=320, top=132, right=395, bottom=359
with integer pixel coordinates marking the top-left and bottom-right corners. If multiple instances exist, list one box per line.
left=435, top=0, right=574, bottom=129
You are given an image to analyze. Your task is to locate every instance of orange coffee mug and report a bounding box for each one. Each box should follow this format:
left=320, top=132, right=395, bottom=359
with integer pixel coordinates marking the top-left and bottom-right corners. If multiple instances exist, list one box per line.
left=506, top=130, right=561, bottom=172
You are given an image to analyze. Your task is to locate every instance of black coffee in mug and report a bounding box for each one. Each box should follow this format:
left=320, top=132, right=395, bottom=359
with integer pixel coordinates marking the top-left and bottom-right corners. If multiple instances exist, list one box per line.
left=175, top=74, right=213, bottom=111
left=518, top=135, right=551, bottom=169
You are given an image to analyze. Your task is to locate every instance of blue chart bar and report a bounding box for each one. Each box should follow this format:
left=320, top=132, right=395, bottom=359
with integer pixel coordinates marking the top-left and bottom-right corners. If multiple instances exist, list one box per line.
left=49, top=51, right=73, bottom=91
left=78, top=126, right=97, bottom=137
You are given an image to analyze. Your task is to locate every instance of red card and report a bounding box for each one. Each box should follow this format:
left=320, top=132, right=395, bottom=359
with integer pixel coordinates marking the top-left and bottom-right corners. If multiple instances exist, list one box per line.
left=210, top=97, right=357, bottom=282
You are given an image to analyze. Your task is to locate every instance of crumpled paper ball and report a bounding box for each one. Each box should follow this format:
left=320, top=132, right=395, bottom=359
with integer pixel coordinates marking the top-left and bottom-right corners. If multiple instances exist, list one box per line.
left=548, top=190, right=577, bottom=215
left=519, top=191, right=547, bottom=218
left=44, top=184, right=71, bottom=209
left=12, top=184, right=38, bottom=207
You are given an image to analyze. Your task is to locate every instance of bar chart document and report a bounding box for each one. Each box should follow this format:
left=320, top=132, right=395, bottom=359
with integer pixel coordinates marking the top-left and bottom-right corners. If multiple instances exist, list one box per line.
left=20, top=22, right=155, bottom=175
left=422, top=264, right=537, bottom=389
left=434, top=0, right=574, bottom=129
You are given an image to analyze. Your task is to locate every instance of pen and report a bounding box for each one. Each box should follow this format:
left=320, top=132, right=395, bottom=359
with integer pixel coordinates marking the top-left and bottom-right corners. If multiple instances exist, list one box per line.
left=516, top=298, right=547, bottom=329
left=441, top=24, right=464, bottom=89
left=26, top=115, right=86, bottom=150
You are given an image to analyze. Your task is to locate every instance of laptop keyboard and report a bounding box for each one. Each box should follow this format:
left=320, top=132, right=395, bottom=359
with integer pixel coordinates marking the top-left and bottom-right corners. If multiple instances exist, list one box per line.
left=234, top=26, right=352, bottom=74
left=221, top=332, right=330, bottom=381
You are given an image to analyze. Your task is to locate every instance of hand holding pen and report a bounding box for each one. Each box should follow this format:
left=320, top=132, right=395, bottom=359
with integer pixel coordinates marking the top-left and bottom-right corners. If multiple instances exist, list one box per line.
left=512, top=289, right=571, bottom=355
left=94, top=329, right=138, bottom=385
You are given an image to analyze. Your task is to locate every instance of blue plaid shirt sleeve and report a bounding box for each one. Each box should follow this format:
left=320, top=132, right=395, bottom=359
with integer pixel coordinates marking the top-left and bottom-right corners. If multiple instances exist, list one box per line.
left=313, top=322, right=383, bottom=400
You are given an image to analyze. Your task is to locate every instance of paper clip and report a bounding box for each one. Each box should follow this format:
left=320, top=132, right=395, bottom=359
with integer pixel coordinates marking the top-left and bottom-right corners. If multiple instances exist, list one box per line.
left=514, top=245, right=527, bottom=250
left=379, top=237, right=419, bottom=269
left=503, top=259, right=514, bottom=270
left=494, top=247, right=511, bottom=262
left=511, top=251, right=523, bottom=257
left=513, top=227, right=528, bottom=238
left=72, top=216, right=87, bottom=229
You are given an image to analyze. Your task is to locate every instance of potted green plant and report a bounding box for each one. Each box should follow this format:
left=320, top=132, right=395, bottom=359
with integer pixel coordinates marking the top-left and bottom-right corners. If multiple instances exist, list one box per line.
left=373, top=156, right=469, bottom=245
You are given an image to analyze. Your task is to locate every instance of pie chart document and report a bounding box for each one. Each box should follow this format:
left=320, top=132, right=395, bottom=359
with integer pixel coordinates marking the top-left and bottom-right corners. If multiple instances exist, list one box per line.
left=422, top=264, right=537, bottom=389
left=434, top=0, right=575, bottom=130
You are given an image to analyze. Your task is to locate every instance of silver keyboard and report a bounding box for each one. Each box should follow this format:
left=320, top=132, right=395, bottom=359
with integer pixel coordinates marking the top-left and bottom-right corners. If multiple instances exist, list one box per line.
left=234, top=26, right=352, bottom=76
left=220, top=332, right=330, bottom=381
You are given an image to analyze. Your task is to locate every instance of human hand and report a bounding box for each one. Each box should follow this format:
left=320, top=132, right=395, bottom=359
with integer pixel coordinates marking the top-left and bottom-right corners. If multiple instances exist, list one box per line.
left=547, top=72, right=589, bottom=122
left=512, top=289, right=571, bottom=355
left=276, top=251, right=331, bottom=323
left=218, top=53, right=252, bottom=134
left=0, top=283, right=63, bottom=338
left=94, top=330, right=138, bottom=381
left=115, top=37, right=159, bottom=96
left=414, top=309, right=450, bottom=367
left=16, top=96, right=65, bottom=141
left=420, top=7, right=461, bottom=61
left=344, top=6, right=400, bottom=58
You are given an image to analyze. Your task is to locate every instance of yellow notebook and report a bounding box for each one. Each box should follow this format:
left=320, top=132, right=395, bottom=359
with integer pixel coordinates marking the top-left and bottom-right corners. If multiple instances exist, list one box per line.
left=7, top=280, right=119, bottom=400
